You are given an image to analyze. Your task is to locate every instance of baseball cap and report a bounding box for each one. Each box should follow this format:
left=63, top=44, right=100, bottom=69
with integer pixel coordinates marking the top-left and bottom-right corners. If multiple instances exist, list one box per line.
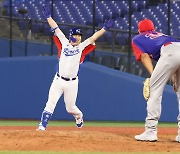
left=138, top=19, right=155, bottom=32
left=69, top=28, right=82, bottom=36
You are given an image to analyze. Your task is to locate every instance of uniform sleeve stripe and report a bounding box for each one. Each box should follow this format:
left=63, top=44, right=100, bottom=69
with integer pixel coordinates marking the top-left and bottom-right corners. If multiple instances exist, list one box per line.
left=132, top=41, right=143, bottom=61
left=53, top=35, right=62, bottom=58
left=80, top=44, right=96, bottom=63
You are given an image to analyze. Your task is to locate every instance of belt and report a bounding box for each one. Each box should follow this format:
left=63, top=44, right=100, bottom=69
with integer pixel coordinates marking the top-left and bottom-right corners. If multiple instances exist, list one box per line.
left=57, top=73, right=76, bottom=81
left=164, top=42, right=172, bottom=46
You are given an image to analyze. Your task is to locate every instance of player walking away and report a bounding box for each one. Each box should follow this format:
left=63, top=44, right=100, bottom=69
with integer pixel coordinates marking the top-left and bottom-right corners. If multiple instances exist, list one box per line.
left=132, top=19, right=180, bottom=142
left=37, top=5, right=115, bottom=130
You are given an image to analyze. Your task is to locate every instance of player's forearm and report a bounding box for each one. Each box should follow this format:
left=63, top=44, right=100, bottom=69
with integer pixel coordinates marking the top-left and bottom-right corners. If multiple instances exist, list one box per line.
left=47, top=17, right=58, bottom=29
left=89, top=28, right=106, bottom=44
left=141, top=53, right=154, bottom=75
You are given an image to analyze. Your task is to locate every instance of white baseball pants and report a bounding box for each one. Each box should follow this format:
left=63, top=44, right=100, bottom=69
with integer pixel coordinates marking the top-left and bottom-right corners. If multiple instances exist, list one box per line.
left=145, top=42, right=180, bottom=131
left=44, top=74, right=83, bottom=120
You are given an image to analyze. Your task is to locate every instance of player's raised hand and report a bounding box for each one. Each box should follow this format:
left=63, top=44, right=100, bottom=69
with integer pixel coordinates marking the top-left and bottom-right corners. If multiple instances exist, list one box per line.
left=42, top=4, right=51, bottom=19
left=103, top=18, right=115, bottom=30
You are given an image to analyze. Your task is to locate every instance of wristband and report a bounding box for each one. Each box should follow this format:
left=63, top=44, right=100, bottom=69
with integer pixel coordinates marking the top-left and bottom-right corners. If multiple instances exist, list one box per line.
left=103, top=27, right=108, bottom=31
left=51, top=26, right=59, bottom=33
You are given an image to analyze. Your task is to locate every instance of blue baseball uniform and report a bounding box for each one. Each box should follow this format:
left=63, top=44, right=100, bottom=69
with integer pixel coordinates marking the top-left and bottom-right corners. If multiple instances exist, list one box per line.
left=132, top=19, right=180, bottom=142
left=132, top=31, right=180, bottom=61
left=132, top=30, right=180, bottom=142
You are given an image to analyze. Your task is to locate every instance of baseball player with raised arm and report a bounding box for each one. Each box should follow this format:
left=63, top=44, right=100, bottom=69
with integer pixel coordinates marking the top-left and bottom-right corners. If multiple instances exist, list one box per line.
left=37, top=5, right=115, bottom=130
left=132, top=19, right=180, bottom=142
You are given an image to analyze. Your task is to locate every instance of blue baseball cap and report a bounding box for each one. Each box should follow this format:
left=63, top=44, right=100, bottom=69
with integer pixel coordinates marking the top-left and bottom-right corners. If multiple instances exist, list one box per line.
left=69, top=28, right=83, bottom=36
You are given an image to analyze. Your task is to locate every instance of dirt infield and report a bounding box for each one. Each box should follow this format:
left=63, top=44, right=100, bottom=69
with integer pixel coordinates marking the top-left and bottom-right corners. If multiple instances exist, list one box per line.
left=0, top=126, right=180, bottom=152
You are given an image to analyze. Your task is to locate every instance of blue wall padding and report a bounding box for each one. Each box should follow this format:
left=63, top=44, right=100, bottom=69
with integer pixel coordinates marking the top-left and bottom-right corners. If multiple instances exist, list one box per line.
left=0, top=56, right=178, bottom=122
left=78, top=62, right=178, bottom=122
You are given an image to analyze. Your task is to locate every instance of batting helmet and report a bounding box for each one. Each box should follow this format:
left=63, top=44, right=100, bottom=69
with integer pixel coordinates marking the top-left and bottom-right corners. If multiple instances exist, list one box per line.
left=138, top=19, right=155, bottom=32
left=69, top=28, right=83, bottom=36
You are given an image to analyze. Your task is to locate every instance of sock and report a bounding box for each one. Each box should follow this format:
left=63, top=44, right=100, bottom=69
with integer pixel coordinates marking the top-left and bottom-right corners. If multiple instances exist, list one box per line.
left=39, top=110, right=52, bottom=128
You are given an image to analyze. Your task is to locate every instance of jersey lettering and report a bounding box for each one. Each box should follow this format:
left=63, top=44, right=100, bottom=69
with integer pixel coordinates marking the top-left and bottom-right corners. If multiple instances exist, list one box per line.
left=145, top=32, right=165, bottom=39
left=63, top=48, right=80, bottom=56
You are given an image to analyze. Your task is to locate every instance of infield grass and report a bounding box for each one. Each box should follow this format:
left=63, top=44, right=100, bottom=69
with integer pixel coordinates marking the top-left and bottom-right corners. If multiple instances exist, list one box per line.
left=0, top=120, right=177, bottom=127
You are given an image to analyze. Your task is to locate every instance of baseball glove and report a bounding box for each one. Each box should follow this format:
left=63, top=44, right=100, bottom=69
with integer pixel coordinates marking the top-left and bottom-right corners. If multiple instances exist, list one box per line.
left=143, top=78, right=150, bottom=101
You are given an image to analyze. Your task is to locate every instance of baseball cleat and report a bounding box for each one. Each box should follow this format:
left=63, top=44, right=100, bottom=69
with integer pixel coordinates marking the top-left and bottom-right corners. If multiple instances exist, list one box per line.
left=175, top=135, right=180, bottom=143
left=135, top=131, right=157, bottom=142
left=76, top=117, right=83, bottom=128
left=36, top=125, right=46, bottom=131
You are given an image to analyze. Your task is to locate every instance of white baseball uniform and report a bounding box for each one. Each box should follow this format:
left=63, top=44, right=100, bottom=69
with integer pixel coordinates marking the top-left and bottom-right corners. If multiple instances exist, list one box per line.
left=44, top=30, right=92, bottom=120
